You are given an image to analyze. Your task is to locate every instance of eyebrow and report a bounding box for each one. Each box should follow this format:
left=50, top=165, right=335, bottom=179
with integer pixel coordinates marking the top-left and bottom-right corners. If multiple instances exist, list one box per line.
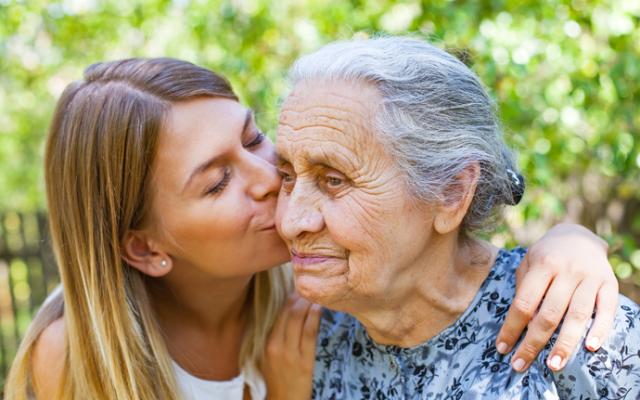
left=182, top=109, right=253, bottom=193
left=277, top=149, right=356, bottom=175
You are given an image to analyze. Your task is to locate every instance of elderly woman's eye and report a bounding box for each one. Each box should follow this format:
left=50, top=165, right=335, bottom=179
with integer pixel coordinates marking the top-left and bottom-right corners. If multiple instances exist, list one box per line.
left=326, top=176, right=343, bottom=187
left=322, top=171, right=349, bottom=195
left=277, top=166, right=296, bottom=193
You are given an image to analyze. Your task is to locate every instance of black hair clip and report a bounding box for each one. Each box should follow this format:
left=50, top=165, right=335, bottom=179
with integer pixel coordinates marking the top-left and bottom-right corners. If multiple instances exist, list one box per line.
left=506, top=168, right=525, bottom=205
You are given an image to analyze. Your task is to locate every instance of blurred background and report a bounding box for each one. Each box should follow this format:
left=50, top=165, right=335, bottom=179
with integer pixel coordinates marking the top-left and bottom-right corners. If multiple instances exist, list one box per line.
left=0, top=0, right=638, bottom=388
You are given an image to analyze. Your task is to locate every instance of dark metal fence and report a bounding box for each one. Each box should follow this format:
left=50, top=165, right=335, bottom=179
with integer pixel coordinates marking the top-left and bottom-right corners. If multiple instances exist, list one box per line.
left=0, top=211, right=59, bottom=388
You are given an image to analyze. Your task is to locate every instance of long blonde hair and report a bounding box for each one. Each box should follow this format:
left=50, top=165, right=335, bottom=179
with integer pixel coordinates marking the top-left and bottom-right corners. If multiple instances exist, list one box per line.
left=5, top=58, right=291, bottom=399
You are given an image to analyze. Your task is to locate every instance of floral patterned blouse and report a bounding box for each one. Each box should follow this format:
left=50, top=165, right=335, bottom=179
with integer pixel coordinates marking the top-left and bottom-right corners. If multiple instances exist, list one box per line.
left=312, top=247, right=640, bottom=399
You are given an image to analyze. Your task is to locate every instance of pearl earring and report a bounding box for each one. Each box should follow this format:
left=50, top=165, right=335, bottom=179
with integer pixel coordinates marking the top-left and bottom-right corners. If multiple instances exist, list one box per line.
left=160, top=259, right=168, bottom=268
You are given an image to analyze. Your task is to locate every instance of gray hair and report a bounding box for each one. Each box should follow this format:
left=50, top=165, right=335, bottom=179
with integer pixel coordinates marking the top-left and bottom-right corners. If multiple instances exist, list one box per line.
left=288, top=36, right=521, bottom=234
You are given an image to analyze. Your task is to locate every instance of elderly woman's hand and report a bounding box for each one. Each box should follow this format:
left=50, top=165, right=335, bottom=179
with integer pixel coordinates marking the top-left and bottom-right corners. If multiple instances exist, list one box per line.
left=495, top=223, right=618, bottom=372
left=262, top=292, right=321, bottom=400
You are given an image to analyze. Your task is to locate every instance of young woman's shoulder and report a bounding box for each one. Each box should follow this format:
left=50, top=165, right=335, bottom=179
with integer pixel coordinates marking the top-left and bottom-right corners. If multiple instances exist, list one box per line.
left=32, top=317, right=66, bottom=398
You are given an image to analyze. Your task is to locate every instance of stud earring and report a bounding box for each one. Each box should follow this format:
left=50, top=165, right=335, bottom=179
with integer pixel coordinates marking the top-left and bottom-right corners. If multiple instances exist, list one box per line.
left=160, top=259, right=168, bottom=268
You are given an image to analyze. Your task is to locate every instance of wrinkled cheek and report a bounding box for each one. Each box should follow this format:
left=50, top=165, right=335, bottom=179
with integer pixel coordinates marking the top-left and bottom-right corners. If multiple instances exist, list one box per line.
left=325, top=196, right=392, bottom=253
left=275, top=194, right=289, bottom=241
left=344, top=254, right=387, bottom=298
left=327, top=233, right=390, bottom=294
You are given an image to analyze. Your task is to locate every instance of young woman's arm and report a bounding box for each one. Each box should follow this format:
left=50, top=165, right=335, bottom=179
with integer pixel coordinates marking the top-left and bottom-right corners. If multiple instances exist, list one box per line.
left=32, top=317, right=66, bottom=399
left=262, top=293, right=321, bottom=400
left=496, top=223, right=618, bottom=371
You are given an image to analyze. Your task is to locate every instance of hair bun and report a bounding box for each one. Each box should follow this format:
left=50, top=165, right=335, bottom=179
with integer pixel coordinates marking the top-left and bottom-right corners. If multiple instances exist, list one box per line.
left=506, top=169, right=525, bottom=205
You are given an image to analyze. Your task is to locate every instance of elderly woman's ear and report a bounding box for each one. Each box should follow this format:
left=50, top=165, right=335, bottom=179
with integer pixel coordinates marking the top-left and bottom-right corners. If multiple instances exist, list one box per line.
left=434, top=163, right=481, bottom=235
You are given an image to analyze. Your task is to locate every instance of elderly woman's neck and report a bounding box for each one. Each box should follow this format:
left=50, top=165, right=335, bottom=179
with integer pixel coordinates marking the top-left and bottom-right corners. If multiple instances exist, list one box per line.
left=357, top=238, right=498, bottom=348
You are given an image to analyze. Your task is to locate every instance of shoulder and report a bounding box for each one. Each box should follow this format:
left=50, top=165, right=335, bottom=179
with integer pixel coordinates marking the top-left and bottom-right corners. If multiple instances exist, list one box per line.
left=552, top=296, right=640, bottom=398
left=32, top=317, right=66, bottom=398
left=484, top=247, right=527, bottom=288
left=313, top=310, right=360, bottom=398
left=317, top=309, right=356, bottom=346
left=496, top=247, right=527, bottom=272
left=315, top=309, right=357, bottom=366
left=474, top=247, right=527, bottom=304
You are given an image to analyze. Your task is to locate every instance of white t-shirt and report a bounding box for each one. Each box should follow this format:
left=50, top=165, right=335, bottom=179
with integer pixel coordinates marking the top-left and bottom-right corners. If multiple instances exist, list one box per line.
left=172, top=361, right=266, bottom=400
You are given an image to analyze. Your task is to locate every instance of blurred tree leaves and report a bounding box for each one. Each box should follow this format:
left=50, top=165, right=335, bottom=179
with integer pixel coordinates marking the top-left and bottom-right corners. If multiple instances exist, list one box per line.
left=0, top=0, right=638, bottom=290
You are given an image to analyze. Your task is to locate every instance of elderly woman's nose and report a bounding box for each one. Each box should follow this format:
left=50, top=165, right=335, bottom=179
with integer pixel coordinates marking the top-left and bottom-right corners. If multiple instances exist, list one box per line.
left=279, top=189, right=325, bottom=239
left=245, top=153, right=281, bottom=200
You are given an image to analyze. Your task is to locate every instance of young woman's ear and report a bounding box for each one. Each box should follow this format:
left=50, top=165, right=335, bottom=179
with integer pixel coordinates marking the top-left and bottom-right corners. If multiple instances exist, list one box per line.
left=434, top=162, right=480, bottom=235
left=121, top=230, right=172, bottom=277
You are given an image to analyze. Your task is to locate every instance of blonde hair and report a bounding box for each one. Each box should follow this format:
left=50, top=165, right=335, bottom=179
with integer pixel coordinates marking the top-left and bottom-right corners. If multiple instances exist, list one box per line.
left=5, top=58, right=291, bottom=399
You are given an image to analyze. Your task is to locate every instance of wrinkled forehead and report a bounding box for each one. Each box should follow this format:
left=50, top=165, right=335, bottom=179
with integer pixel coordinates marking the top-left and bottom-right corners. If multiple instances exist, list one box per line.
left=276, top=79, right=384, bottom=164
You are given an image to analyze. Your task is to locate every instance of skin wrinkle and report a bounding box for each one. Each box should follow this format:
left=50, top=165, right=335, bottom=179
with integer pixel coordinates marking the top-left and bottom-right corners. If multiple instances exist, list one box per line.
left=278, top=133, right=402, bottom=203
left=282, top=89, right=372, bottom=114
left=282, top=122, right=345, bottom=136
left=277, top=79, right=430, bottom=307
left=289, top=38, right=519, bottom=234
left=278, top=108, right=353, bottom=130
left=276, top=78, right=497, bottom=348
left=279, top=111, right=349, bottom=131
left=277, top=114, right=394, bottom=190
left=281, top=141, right=360, bottom=180
left=324, top=201, right=392, bottom=299
left=281, top=92, right=378, bottom=135
left=279, top=114, right=372, bottom=151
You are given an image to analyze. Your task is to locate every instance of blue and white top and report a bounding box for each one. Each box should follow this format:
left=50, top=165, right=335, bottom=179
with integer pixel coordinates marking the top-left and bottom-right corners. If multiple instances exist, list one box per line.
left=312, top=247, right=640, bottom=399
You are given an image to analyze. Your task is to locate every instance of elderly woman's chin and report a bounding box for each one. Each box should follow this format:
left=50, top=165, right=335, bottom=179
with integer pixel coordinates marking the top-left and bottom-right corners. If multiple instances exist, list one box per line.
left=292, top=261, right=351, bottom=307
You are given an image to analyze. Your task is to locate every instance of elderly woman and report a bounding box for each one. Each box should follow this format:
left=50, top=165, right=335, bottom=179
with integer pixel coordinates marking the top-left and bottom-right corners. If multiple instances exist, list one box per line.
left=275, top=37, right=640, bottom=398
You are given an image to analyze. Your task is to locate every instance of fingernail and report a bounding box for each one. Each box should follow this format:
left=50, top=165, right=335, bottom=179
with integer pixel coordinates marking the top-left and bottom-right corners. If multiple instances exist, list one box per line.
left=586, top=336, right=599, bottom=351
left=496, top=342, right=509, bottom=354
left=548, top=355, right=562, bottom=370
left=512, top=358, right=526, bottom=371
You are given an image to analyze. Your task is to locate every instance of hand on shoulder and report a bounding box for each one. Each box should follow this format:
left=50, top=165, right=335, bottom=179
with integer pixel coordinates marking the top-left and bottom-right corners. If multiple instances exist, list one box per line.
left=261, top=292, right=322, bottom=400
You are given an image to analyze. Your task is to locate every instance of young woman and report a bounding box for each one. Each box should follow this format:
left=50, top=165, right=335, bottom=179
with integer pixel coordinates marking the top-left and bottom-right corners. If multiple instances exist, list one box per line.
left=4, top=58, right=619, bottom=400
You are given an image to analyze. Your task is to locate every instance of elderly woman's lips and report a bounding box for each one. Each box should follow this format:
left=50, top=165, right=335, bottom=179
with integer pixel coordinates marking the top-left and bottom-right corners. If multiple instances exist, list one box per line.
left=291, top=251, right=347, bottom=276
left=291, top=254, right=333, bottom=265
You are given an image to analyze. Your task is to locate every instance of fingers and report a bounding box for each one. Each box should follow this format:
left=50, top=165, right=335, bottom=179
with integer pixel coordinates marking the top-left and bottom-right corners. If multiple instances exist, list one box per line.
left=585, top=280, right=618, bottom=351
left=510, top=276, right=577, bottom=372
left=496, top=256, right=551, bottom=355
left=300, top=304, right=322, bottom=361
left=514, top=252, right=530, bottom=293
left=284, top=297, right=314, bottom=355
left=263, top=294, right=319, bottom=400
left=546, top=279, right=598, bottom=371
left=269, top=293, right=298, bottom=348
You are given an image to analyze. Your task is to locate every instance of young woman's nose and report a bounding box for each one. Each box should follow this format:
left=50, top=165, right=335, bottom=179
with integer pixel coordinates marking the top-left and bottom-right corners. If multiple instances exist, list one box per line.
left=244, top=149, right=281, bottom=200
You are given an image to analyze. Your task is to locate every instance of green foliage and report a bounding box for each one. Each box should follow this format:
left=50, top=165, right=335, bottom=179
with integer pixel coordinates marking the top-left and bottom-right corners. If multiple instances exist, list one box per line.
left=0, top=0, right=639, bottom=287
